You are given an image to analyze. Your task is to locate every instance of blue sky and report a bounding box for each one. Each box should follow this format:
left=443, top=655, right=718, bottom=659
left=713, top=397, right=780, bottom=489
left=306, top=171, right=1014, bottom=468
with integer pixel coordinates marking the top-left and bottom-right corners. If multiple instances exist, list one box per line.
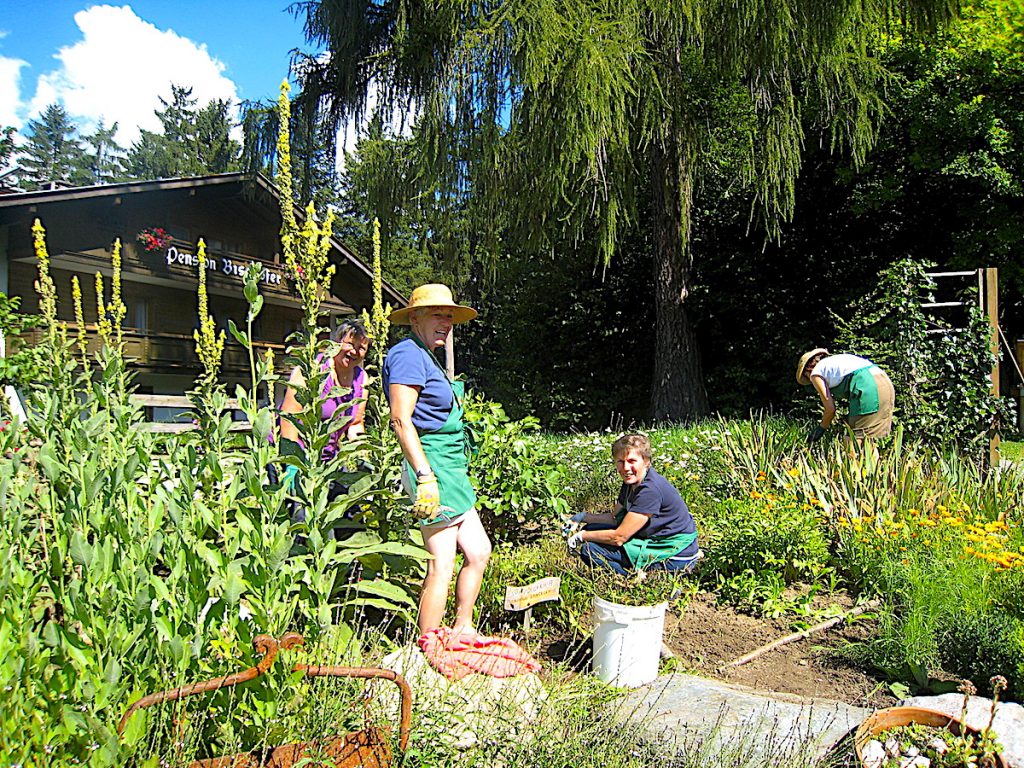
left=0, top=1, right=322, bottom=145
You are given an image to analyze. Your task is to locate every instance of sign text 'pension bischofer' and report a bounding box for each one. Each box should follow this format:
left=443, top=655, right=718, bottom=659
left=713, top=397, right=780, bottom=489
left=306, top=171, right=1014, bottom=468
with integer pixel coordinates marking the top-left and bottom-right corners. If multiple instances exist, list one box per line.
left=165, top=246, right=282, bottom=286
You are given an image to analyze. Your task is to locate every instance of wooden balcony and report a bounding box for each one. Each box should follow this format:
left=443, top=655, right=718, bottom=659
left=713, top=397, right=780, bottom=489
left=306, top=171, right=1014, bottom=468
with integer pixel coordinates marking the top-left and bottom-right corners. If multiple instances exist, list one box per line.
left=19, top=325, right=287, bottom=375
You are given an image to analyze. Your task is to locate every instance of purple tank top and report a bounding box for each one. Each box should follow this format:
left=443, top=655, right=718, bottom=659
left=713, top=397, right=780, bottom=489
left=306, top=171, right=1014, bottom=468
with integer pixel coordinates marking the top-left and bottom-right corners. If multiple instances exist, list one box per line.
left=318, top=354, right=366, bottom=460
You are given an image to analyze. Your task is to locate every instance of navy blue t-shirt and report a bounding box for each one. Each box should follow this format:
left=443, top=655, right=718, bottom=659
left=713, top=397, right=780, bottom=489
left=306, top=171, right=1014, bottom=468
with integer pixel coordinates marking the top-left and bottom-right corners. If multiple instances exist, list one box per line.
left=382, top=337, right=453, bottom=432
left=616, top=468, right=696, bottom=540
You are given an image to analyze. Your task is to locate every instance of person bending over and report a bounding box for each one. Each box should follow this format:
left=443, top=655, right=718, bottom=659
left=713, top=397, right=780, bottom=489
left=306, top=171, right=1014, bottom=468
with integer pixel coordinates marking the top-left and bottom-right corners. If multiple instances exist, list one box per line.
left=796, top=348, right=894, bottom=446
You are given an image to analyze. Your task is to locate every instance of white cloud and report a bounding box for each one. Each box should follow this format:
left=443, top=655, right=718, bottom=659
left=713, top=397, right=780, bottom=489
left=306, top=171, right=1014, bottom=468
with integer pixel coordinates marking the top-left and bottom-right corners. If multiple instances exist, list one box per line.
left=25, top=5, right=238, bottom=145
left=0, top=55, right=26, bottom=129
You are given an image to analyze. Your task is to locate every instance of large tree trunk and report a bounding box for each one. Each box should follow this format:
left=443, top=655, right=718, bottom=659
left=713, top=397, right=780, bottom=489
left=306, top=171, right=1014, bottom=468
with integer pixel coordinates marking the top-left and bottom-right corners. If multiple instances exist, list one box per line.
left=650, top=138, right=710, bottom=422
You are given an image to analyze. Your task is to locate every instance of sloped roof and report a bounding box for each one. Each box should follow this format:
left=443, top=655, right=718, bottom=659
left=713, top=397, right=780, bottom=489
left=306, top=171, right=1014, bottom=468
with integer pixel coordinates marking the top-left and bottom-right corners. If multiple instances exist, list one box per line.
left=0, top=171, right=406, bottom=309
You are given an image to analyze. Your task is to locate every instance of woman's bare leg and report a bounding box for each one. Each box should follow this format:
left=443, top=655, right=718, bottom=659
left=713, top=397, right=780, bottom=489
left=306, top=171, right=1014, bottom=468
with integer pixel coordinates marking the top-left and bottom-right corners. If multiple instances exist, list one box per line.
left=451, top=509, right=492, bottom=635
left=418, top=523, right=459, bottom=633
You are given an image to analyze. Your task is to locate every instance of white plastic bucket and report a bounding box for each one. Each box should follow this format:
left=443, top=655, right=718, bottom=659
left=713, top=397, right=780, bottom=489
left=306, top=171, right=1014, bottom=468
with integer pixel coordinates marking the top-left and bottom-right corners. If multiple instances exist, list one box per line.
left=591, top=596, right=667, bottom=687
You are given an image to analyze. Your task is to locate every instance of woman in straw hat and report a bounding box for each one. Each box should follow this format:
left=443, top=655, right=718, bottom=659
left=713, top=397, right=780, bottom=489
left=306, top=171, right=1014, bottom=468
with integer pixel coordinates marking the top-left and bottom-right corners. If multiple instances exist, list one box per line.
left=796, top=348, right=895, bottom=443
left=384, top=284, right=491, bottom=636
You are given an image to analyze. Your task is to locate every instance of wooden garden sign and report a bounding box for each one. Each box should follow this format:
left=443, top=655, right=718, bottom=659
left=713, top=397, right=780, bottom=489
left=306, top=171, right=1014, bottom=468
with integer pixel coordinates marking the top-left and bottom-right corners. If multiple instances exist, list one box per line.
left=504, top=577, right=561, bottom=632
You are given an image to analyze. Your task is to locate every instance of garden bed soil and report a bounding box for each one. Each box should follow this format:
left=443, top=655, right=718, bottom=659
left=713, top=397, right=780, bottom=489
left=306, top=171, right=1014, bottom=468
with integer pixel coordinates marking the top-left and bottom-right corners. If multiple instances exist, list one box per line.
left=665, top=591, right=897, bottom=708
left=544, top=589, right=898, bottom=710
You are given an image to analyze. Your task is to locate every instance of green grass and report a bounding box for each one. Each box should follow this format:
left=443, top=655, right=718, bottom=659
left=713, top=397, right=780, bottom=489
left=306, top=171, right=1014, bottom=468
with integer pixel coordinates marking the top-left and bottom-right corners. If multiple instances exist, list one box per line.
left=1000, top=439, right=1024, bottom=462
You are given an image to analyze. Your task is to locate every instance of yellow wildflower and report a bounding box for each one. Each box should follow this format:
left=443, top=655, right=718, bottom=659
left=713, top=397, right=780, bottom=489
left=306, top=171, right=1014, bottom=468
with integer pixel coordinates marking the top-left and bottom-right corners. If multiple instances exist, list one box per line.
left=32, top=219, right=61, bottom=340
left=193, top=239, right=225, bottom=383
left=95, top=273, right=112, bottom=345
left=71, top=276, right=88, bottom=365
left=109, top=238, right=125, bottom=345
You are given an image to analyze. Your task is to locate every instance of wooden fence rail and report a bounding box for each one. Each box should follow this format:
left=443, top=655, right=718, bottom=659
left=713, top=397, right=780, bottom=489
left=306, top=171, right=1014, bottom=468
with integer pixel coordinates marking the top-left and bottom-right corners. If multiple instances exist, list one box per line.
left=129, top=394, right=251, bottom=433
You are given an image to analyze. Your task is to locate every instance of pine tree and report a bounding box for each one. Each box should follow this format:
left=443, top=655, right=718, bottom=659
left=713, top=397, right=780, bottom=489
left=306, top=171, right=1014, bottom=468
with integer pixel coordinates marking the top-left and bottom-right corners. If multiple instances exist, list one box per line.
left=194, top=99, right=241, bottom=174
left=0, top=126, right=15, bottom=171
left=82, top=120, right=125, bottom=184
left=125, top=85, right=241, bottom=180
left=17, top=103, right=90, bottom=190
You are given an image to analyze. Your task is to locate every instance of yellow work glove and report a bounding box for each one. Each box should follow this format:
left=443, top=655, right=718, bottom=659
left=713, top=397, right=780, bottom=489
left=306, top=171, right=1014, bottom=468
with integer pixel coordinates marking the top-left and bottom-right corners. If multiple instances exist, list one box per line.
left=413, top=475, right=440, bottom=517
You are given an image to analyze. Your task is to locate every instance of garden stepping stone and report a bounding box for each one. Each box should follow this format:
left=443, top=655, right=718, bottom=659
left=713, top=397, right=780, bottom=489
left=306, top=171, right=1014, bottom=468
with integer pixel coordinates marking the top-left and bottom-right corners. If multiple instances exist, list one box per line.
left=371, top=645, right=547, bottom=752
left=900, top=693, right=1024, bottom=768
left=612, top=673, right=870, bottom=766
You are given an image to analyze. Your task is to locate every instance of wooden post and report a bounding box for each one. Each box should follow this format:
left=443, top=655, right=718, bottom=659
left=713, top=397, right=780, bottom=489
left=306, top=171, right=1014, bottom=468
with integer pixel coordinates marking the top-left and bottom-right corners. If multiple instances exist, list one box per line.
left=445, top=328, right=455, bottom=379
left=985, top=268, right=1000, bottom=467
left=1017, top=340, right=1024, bottom=434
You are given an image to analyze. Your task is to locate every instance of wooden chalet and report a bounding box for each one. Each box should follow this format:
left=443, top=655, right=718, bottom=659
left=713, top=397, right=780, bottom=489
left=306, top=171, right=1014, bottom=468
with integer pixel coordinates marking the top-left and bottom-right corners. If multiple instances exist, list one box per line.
left=0, top=172, right=404, bottom=411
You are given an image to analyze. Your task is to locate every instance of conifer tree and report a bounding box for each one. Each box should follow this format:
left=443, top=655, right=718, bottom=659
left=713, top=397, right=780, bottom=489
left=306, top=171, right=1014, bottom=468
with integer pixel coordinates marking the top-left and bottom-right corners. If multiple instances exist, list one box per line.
left=82, top=120, right=125, bottom=184
left=0, top=126, right=15, bottom=171
left=126, top=85, right=241, bottom=179
left=17, top=103, right=90, bottom=190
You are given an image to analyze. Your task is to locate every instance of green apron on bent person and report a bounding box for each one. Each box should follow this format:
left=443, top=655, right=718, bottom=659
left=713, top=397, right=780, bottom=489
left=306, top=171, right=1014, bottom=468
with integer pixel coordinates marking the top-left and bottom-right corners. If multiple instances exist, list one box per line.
left=405, top=342, right=477, bottom=527
left=831, top=365, right=882, bottom=417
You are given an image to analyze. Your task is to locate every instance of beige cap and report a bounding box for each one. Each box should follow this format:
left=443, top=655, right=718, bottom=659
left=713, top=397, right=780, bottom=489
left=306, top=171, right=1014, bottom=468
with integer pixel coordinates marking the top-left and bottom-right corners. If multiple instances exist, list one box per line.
left=796, top=348, right=829, bottom=385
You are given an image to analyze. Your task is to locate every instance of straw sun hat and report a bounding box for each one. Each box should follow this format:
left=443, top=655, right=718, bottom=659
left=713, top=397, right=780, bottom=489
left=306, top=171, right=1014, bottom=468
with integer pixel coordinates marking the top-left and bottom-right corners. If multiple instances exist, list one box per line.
left=388, top=283, right=477, bottom=326
left=796, top=348, right=829, bottom=385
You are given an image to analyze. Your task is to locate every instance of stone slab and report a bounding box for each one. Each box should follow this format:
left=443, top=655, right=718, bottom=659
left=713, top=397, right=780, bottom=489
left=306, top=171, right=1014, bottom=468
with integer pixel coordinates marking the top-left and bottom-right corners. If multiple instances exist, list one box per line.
left=613, top=673, right=871, bottom=766
left=372, top=646, right=547, bottom=751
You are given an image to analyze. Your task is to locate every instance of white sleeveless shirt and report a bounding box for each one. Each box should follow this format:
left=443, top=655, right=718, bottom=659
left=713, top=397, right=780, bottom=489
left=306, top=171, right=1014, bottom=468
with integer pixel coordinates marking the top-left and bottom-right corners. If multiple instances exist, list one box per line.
left=810, top=354, right=873, bottom=388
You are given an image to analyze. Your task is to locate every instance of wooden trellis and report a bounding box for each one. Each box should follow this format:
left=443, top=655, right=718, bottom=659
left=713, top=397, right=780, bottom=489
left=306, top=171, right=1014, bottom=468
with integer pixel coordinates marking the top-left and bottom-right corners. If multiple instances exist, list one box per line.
left=923, top=268, right=1000, bottom=466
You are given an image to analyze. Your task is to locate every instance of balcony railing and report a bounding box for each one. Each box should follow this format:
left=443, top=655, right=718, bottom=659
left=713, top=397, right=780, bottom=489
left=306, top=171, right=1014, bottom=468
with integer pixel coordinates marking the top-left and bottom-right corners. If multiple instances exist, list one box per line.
left=19, top=325, right=287, bottom=374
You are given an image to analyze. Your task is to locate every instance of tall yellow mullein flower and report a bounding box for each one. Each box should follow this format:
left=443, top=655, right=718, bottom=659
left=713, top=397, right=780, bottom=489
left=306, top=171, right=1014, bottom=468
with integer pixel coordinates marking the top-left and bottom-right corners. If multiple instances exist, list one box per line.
left=193, top=239, right=224, bottom=383
left=274, top=80, right=336, bottom=326
left=95, top=272, right=112, bottom=345
left=109, top=238, right=126, bottom=344
left=71, top=276, right=88, bottom=365
left=276, top=80, right=297, bottom=276
left=363, top=217, right=391, bottom=354
left=32, top=219, right=58, bottom=327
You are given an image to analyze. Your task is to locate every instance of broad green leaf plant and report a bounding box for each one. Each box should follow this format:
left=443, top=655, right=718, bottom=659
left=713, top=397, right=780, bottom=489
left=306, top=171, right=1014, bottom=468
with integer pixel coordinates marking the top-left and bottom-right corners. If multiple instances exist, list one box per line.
left=0, top=93, right=426, bottom=762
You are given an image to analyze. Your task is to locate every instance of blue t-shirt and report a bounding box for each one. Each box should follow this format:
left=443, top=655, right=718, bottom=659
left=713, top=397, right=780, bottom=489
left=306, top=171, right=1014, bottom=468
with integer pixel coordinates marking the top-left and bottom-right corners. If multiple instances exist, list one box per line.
left=616, top=468, right=696, bottom=541
left=382, top=337, right=453, bottom=432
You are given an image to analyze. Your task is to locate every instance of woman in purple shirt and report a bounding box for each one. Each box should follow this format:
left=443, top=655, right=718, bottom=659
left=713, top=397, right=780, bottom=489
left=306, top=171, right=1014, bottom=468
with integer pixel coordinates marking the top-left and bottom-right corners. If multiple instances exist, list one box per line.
left=279, top=318, right=369, bottom=461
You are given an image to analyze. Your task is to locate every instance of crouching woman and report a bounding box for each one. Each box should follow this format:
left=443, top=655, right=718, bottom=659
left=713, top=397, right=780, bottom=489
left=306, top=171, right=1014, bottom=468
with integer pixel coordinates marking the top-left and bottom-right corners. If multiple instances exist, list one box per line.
left=567, top=433, right=700, bottom=575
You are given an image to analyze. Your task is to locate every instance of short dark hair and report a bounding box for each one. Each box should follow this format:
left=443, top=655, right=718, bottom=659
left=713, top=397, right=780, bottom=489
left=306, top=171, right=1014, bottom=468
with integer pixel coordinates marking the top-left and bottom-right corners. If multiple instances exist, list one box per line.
left=332, top=317, right=369, bottom=343
left=612, top=433, right=652, bottom=461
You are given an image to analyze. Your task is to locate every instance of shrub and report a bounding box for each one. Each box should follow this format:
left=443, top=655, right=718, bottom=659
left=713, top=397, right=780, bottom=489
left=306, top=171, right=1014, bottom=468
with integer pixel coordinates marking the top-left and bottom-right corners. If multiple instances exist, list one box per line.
left=0, top=291, right=45, bottom=395
left=702, top=494, right=831, bottom=585
left=465, top=393, right=569, bottom=543
left=937, top=610, right=1024, bottom=699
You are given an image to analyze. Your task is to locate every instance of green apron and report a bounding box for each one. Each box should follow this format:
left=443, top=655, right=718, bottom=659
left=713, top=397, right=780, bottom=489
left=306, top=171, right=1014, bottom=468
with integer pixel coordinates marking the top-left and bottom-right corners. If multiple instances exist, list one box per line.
left=831, top=365, right=882, bottom=417
left=405, top=340, right=477, bottom=527
left=615, top=508, right=699, bottom=569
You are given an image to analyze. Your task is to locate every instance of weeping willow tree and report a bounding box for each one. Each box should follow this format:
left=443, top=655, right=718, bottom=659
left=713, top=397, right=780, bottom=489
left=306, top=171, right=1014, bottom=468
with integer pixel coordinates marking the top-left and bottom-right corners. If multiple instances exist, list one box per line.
left=292, top=0, right=959, bottom=421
